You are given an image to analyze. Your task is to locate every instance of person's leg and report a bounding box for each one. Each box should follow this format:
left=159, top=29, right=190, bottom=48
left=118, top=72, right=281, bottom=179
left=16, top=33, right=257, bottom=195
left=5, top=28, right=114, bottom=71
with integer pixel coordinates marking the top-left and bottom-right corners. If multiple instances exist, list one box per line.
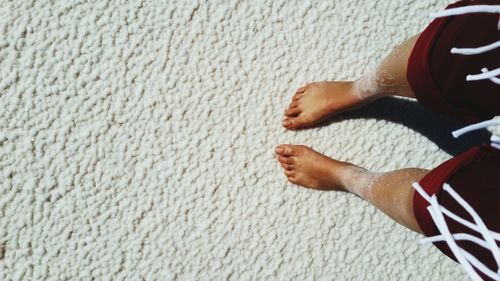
left=275, top=144, right=427, bottom=234
left=283, top=34, right=420, bottom=130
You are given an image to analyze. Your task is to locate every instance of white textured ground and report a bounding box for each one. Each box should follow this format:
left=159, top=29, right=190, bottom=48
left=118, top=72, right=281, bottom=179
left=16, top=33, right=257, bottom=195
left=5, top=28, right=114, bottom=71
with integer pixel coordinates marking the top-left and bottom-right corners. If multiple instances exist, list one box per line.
left=0, top=0, right=475, bottom=280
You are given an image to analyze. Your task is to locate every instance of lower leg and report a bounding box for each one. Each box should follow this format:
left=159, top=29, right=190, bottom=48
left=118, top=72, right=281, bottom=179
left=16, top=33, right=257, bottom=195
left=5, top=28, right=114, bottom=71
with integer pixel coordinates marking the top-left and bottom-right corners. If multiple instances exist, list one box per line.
left=275, top=144, right=428, bottom=234
left=340, top=166, right=427, bottom=234
left=354, top=34, right=419, bottom=99
left=340, top=35, right=424, bottom=231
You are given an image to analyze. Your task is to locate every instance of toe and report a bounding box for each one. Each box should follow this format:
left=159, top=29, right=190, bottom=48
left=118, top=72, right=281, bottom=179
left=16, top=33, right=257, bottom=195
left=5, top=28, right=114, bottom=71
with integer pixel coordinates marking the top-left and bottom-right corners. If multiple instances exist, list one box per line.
left=283, top=118, right=294, bottom=128
left=292, top=94, right=303, bottom=102
left=283, top=117, right=301, bottom=129
left=275, top=144, right=285, bottom=154
left=295, top=85, right=307, bottom=94
left=288, top=101, right=299, bottom=109
left=280, top=162, right=293, bottom=170
left=285, top=107, right=301, bottom=117
left=277, top=155, right=294, bottom=164
left=284, top=169, right=294, bottom=177
left=276, top=144, right=295, bottom=155
left=284, top=115, right=309, bottom=129
left=288, top=176, right=298, bottom=184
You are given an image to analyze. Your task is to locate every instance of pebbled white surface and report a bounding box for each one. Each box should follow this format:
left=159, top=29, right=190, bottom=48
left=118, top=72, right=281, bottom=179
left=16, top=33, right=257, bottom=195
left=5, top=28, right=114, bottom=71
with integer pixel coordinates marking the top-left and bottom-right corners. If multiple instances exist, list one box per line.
left=0, top=0, right=473, bottom=280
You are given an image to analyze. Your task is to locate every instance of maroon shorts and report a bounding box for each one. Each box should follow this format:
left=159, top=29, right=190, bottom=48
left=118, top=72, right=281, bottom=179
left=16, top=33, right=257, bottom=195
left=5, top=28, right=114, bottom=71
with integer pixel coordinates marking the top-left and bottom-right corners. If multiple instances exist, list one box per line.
left=407, top=0, right=500, bottom=123
left=414, top=144, right=500, bottom=278
left=408, top=0, right=500, bottom=277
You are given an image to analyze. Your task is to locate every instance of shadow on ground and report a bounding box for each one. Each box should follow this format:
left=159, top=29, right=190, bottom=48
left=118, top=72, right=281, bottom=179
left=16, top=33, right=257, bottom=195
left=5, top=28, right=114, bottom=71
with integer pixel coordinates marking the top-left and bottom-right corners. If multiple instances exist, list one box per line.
left=315, top=97, right=491, bottom=156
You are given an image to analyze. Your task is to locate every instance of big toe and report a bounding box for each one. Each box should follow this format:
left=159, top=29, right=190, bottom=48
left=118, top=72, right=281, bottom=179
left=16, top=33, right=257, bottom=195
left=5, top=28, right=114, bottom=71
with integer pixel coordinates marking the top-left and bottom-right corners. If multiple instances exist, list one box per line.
left=283, top=116, right=307, bottom=129
left=275, top=144, right=297, bottom=156
left=285, top=106, right=301, bottom=117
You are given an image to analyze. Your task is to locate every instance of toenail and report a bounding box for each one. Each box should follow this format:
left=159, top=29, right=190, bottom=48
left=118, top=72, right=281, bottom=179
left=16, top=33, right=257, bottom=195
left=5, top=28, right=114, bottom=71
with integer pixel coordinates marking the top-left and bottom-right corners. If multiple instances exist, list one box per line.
left=275, top=147, right=283, bottom=153
left=283, top=120, right=290, bottom=126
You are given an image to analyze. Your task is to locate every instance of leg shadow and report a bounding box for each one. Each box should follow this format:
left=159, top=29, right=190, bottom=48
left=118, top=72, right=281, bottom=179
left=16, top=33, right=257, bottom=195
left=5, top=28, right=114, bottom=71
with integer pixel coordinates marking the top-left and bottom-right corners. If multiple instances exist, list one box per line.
left=315, top=97, right=491, bottom=156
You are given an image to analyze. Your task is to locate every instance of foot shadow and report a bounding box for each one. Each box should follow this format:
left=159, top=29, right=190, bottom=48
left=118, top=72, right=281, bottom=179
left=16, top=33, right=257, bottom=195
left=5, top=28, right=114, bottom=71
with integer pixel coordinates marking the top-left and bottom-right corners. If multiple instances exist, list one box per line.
left=315, top=97, right=491, bottom=156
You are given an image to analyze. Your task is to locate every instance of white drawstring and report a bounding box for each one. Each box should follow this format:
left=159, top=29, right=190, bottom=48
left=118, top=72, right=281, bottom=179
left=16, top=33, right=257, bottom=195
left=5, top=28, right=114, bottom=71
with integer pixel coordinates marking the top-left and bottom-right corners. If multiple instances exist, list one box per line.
left=431, top=5, right=500, bottom=18
left=427, top=199, right=483, bottom=281
left=443, top=183, right=500, bottom=267
left=467, top=67, right=500, bottom=82
left=451, top=40, right=500, bottom=55
left=412, top=182, right=500, bottom=240
left=433, top=5, right=500, bottom=85
left=461, top=248, right=500, bottom=281
left=451, top=119, right=500, bottom=138
left=490, top=135, right=500, bottom=149
left=421, top=233, right=490, bottom=249
left=451, top=118, right=500, bottom=150
left=412, top=184, right=500, bottom=280
left=481, top=68, right=500, bottom=85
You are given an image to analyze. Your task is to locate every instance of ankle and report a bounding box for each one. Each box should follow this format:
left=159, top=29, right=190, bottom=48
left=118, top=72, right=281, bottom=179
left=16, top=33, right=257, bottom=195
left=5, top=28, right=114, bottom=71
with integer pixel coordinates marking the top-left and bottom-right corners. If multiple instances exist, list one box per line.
left=338, top=165, right=379, bottom=200
left=352, top=73, right=388, bottom=100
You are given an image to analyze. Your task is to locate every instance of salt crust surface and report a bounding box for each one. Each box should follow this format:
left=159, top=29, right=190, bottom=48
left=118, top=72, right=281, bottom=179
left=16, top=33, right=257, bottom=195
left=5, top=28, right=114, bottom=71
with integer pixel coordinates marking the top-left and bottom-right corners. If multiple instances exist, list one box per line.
left=0, top=0, right=473, bottom=280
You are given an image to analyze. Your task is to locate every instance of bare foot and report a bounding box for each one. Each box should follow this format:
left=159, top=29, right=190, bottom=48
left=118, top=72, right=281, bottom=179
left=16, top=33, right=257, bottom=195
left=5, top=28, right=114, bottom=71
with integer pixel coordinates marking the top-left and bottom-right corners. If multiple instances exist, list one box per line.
left=282, top=80, right=379, bottom=130
left=274, top=144, right=357, bottom=191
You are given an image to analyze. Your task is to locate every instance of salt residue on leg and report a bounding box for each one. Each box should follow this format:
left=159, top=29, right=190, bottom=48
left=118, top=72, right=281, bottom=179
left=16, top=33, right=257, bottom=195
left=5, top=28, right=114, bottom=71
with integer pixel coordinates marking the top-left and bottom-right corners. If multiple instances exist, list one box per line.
left=340, top=167, right=429, bottom=233
left=352, top=66, right=398, bottom=99
left=352, top=70, right=379, bottom=99
left=339, top=166, right=383, bottom=200
left=352, top=34, right=420, bottom=100
left=353, top=59, right=413, bottom=100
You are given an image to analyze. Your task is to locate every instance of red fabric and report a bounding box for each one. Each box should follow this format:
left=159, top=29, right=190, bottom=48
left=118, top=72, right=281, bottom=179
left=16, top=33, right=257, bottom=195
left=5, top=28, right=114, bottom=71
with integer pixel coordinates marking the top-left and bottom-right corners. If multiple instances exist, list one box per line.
left=407, top=0, right=500, bottom=123
left=414, top=144, right=500, bottom=279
